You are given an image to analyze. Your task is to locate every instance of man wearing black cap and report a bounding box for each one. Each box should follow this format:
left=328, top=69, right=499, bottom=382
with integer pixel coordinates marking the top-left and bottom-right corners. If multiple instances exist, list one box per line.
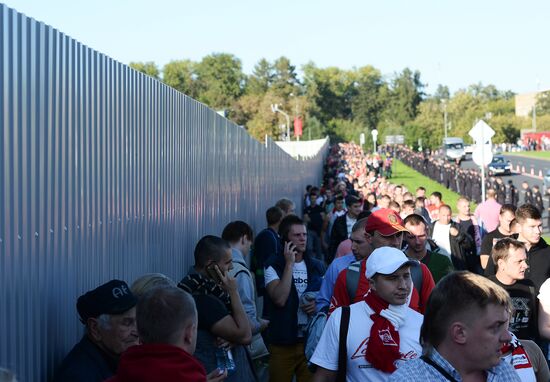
left=54, top=280, right=139, bottom=382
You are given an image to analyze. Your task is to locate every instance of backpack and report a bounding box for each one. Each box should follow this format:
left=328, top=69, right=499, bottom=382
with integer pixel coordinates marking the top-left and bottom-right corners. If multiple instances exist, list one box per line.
left=304, top=308, right=328, bottom=371
left=345, top=258, right=423, bottom=303
left=229, top=261, right=269, bottom=360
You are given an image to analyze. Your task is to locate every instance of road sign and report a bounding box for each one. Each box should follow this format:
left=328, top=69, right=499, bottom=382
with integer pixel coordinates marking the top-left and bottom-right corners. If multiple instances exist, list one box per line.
left=472, top=144, right=493, bottom=166
left=469, top=120, right=495, bottom=143
left=469, top=120, right=495, bottom=167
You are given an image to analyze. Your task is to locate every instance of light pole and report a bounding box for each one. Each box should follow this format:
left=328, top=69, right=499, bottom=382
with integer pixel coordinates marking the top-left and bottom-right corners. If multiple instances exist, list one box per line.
left=371, top=129, right=378, bottom=153
left=270, top=104, right=291, bottom=141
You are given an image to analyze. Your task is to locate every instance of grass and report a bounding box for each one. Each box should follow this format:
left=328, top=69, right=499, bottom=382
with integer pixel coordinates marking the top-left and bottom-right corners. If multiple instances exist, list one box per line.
left=391, top=160, right=476, bottom=210
left=544, top=235, right=550, bottom=243
left=506, top=151, right=550, bottom=160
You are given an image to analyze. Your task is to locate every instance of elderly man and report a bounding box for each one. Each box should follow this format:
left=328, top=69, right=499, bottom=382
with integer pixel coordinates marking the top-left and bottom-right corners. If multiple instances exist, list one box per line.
left=54, top=280, right=139, bottom=382
left=390, top=272, right=519, bottom=381
left=311, top=247, right=423, bottom=381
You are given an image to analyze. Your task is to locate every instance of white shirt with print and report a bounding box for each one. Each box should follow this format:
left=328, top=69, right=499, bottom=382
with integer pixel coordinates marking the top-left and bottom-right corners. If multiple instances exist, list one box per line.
left=265, top=260, right=309, bottom=334
left=311, top=300, right=423, bottom=382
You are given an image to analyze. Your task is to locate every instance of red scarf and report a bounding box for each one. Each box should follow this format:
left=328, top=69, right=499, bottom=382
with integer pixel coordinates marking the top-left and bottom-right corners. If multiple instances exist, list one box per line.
left=364, top=291, right=401, bottom=373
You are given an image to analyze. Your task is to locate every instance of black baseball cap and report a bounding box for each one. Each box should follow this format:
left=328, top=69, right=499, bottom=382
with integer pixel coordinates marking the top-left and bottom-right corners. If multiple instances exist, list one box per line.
left=76, top=279, right=137, bottom=323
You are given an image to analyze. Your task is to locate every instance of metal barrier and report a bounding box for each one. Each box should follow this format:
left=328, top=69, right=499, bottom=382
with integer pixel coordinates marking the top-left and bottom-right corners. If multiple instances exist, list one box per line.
left=0, top=4, right=327, bottom=380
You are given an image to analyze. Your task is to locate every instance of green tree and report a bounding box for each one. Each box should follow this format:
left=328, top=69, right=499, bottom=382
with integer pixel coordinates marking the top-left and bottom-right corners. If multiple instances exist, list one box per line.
left=327, top=118, right=365, bottom=143
left=129, top=61, right=160, bottom=79
left=162, top=60, right=196, bottom=97
left=383, top=68, right=424, bottom=126
left=303, top=63, right=355, bottom=126
left=537, top=90, right=550, bottom=115
left=271, top=57, right=300, bottom=97
left=433, top=84, right=450, bottom=101
left=195, top=53, right=245, bottom=110
left=246, top=58, right=274, bottom=95
left=351, top=66, right=385, bottom=130
left=302, top=116, right=326, bottom=140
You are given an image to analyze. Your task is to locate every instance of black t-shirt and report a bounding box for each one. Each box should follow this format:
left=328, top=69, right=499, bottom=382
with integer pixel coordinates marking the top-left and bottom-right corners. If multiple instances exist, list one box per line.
left=193, top=294, right=229, bottom=330
left=304, top=204, right=324, bottom=235
left=488, top=276, right=538, bottom=341
left=482, top=229, right=513, bottom=277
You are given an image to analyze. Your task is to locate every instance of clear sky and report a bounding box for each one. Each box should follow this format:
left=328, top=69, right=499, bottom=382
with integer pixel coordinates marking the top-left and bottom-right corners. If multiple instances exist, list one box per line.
left=3, top=0, right=550, bottom=95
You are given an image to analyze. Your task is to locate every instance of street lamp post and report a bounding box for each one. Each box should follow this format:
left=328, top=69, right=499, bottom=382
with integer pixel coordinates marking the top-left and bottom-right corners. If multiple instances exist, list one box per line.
left=270, top=104, right=291, bottom=141
left=371, top=129, right=378, bottom=153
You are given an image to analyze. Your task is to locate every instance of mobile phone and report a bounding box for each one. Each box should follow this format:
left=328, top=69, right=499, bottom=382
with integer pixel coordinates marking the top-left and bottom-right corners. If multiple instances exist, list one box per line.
left=206, top=264, right=223, bottom=284
left=287, top=241, right=297, bottom=252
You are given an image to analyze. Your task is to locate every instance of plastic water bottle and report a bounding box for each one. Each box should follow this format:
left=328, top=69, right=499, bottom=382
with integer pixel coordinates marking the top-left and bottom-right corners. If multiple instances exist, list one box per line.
left=215, top=347, right=236, bottom=376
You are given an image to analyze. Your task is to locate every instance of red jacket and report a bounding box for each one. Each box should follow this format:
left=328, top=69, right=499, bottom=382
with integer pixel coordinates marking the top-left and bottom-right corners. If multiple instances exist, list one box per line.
left=105, top=343, right=207, bottom=382
left=329, top=259, right=435, bottom=314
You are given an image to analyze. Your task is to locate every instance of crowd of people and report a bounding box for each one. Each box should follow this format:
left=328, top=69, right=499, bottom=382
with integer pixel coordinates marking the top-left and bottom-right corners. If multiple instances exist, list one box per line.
left=16, top=141, right=550, bottom=382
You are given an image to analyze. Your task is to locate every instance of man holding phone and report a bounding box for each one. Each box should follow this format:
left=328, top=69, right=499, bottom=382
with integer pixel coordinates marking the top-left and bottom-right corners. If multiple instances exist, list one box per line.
left=264, top=215, right=326, bottom=382
left=179, top=236, right=256, bottom=381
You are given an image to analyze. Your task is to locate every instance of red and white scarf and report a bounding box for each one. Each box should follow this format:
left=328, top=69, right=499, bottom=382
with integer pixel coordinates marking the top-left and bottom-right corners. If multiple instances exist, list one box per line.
left=501, top=333, right=536, bottom=382
left=364, top=290, right=408, bottom=373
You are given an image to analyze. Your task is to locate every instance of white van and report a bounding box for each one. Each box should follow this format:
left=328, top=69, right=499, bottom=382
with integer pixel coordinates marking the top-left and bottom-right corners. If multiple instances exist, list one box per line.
left=442, top=137, right=465, bottom=161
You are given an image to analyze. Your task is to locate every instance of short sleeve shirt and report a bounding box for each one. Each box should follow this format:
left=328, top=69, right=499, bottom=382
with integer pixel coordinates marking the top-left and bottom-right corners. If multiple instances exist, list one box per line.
left=193, top=294, right=229, bottom=330
left=311, top=301, right=423, bottom=382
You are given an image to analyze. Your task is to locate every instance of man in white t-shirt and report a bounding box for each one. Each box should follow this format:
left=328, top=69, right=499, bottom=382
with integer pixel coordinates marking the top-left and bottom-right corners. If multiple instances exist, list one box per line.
left=311, top=247, right=423, bottom=382
left=264, top=215, right=326, bottom=382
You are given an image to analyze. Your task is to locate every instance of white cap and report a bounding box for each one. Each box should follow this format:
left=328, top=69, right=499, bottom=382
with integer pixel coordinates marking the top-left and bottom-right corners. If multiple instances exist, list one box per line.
left=365, top=247, right=418, bottom=279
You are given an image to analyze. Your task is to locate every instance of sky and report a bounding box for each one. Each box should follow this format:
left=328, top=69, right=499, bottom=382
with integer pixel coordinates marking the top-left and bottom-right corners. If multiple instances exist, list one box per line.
left=3, top=0, right=550, bottom=95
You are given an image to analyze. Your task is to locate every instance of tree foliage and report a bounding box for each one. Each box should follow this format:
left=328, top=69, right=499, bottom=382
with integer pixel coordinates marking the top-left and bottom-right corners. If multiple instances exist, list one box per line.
left=133, top=53, right=527, bottom=146
left=129, top=61, right=160, bottom=79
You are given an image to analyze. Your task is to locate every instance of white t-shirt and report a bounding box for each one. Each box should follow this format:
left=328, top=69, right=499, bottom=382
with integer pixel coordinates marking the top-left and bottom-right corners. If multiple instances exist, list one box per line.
left=345, top=215, right=357, bottom=238
left=264, top=261, right=308, bottom=297
left=432, top=222, right=451, bottom=257
left=538, top=279, right=550, bottom=309
left=311, top=301, right=423, bottom=382
left=265, top=261, right=309, bottom=334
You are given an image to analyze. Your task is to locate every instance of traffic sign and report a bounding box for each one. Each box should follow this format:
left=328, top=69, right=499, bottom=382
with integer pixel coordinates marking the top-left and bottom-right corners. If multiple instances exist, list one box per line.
left=468, top=120, right=495, bottom=143
left=472, top=144, right=493, bottom=166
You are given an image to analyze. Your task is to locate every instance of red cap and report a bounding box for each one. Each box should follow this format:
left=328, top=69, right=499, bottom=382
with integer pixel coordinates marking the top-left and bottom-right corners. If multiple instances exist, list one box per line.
left=365, top=208, right=408, bottom=236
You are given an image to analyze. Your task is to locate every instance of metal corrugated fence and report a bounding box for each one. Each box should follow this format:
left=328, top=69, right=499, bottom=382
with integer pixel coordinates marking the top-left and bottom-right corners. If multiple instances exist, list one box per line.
left=0, top=4, right=327, bottom=380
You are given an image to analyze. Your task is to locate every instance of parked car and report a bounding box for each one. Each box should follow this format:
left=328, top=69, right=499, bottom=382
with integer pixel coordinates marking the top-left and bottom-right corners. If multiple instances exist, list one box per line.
left=487, top=155, right=512, bottom=176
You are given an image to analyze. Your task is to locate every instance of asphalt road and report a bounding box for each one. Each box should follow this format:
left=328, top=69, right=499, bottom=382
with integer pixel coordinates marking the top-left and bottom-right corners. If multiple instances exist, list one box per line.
left=461, top=154, right=547, bottom=191
left=460, top=153, right=550, bottom=231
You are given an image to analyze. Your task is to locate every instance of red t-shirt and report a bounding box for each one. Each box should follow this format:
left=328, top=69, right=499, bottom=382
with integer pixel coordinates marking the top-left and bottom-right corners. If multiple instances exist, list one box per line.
left=329, top=259, right=435, bottom=314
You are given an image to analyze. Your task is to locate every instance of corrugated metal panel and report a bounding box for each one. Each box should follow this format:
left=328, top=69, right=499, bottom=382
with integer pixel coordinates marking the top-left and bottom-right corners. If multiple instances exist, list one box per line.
left=0, top=4, right=328, bottom=380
